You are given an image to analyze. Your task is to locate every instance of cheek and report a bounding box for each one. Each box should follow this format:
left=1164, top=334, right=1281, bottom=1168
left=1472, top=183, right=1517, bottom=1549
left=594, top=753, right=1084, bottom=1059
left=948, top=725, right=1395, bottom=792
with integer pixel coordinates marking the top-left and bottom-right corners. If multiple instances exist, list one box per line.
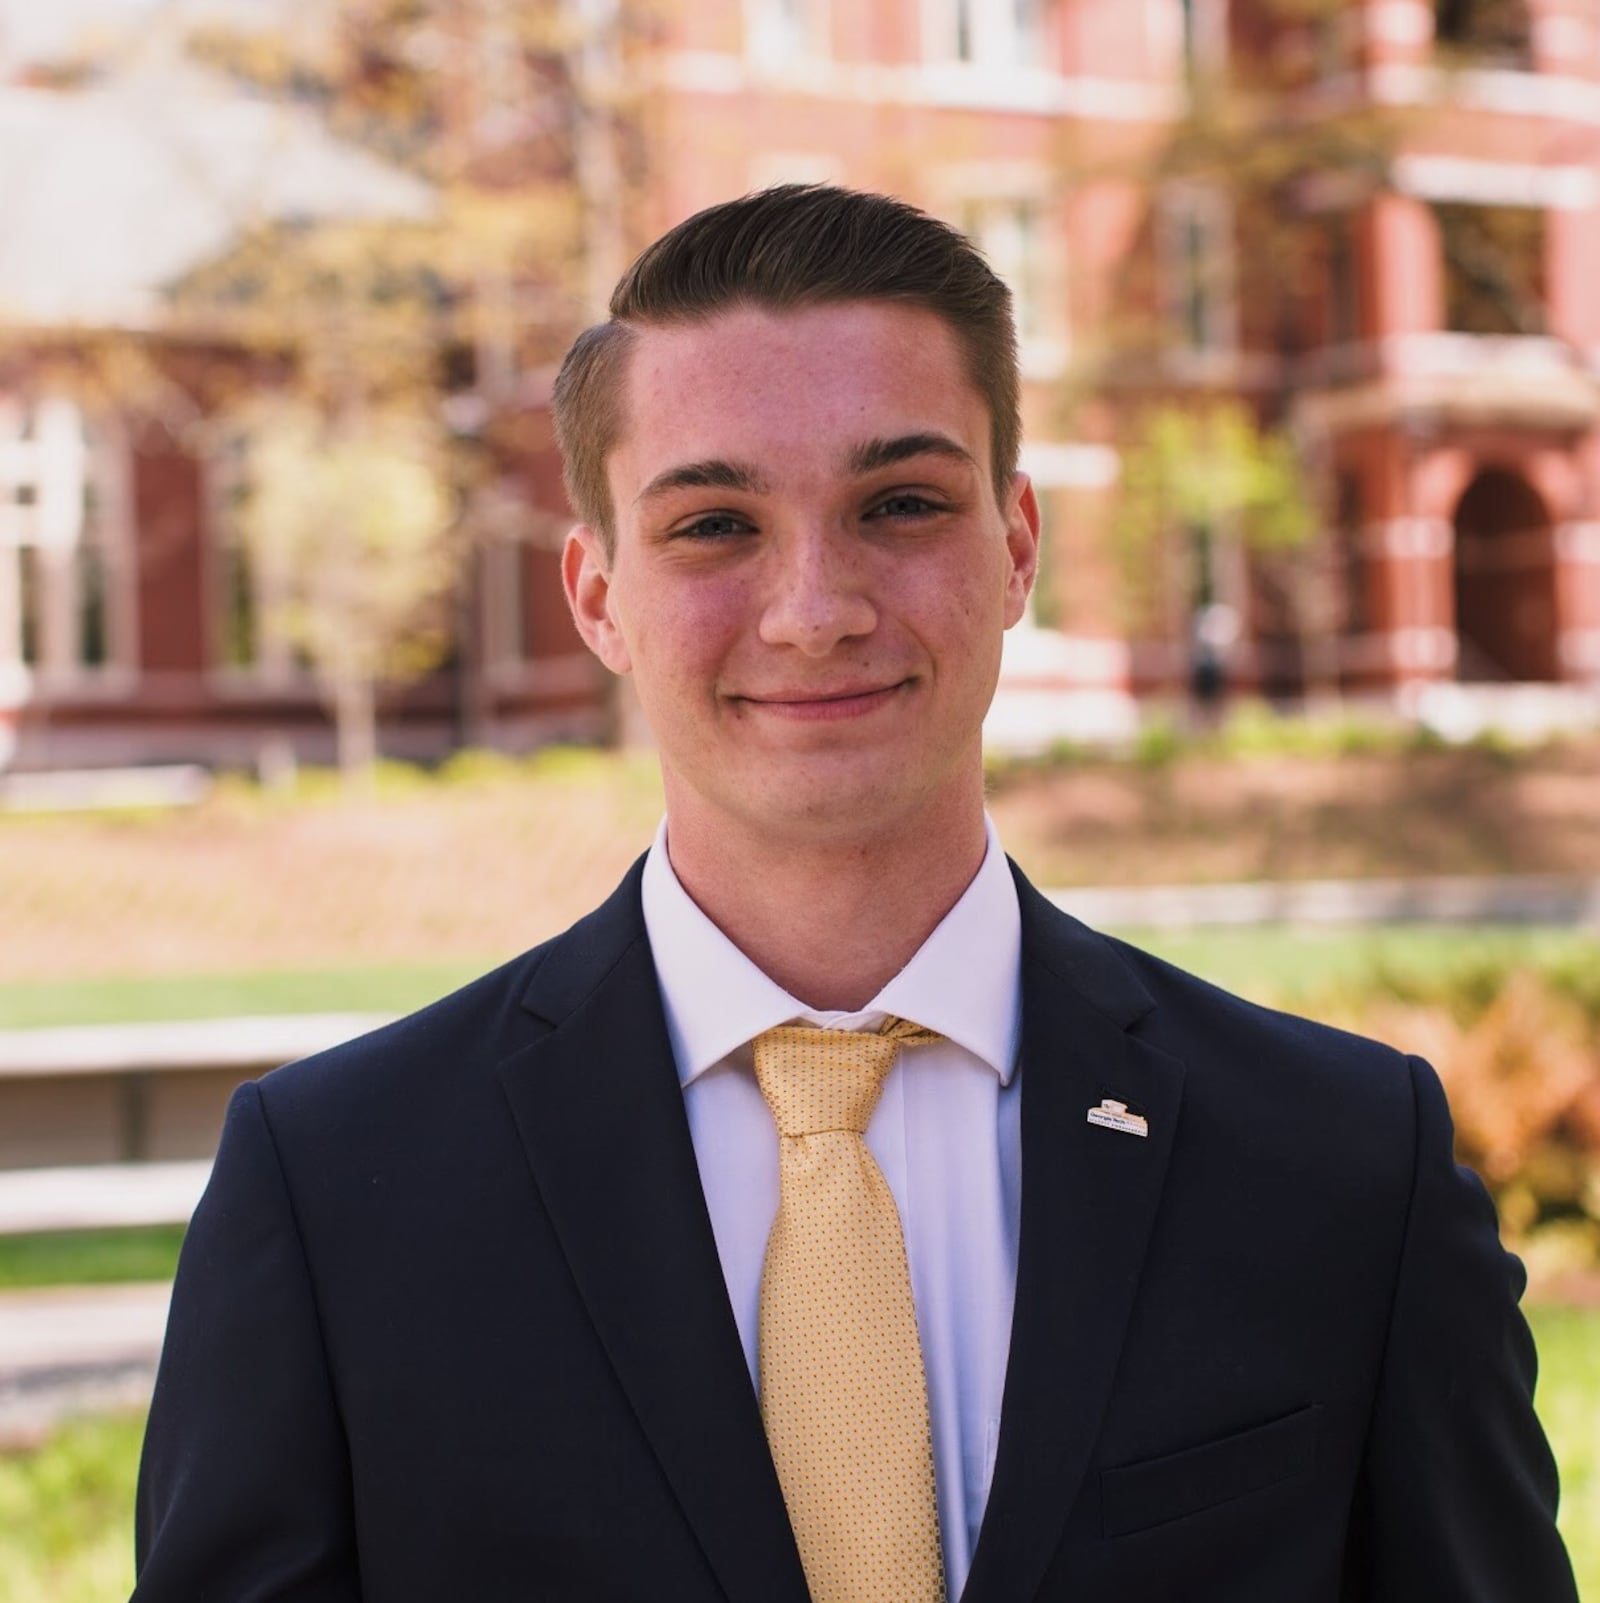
left=618, top=576, right=747, bottom=691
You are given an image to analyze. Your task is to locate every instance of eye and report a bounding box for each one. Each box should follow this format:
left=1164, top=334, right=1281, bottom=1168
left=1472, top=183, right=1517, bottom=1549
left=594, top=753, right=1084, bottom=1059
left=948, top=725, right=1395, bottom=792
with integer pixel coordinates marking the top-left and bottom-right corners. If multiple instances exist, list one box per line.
left=672, top=511, right=753, bottom=540
left=867, top=492, right=946, bottom=521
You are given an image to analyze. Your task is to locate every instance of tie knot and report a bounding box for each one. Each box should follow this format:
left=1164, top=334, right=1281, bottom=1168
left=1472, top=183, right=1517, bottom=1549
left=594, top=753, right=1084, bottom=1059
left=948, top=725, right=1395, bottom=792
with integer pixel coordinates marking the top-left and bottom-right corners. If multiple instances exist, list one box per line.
left=752, top=1019, right=939, bottom=1137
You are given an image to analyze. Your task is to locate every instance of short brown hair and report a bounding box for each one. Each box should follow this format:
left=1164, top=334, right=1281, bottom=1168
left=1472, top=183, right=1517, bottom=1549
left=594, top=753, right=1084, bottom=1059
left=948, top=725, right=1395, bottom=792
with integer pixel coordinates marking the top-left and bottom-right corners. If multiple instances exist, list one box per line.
left=552, top=185, right=1020, bottom=550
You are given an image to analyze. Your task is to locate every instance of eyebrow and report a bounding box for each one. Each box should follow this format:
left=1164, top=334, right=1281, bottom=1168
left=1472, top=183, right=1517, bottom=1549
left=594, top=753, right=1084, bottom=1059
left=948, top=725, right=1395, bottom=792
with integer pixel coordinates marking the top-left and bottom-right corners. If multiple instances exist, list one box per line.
left=847, top=432, right=979, bottom=477
left=635, top=459, right=772, bottom=505
left=633, top=432, right=978, bottom=508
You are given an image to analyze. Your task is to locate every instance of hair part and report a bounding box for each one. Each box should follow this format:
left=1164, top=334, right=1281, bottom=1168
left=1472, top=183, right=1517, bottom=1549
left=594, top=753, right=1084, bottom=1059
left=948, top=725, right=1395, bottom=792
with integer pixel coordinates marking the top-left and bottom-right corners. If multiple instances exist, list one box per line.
left=552, top=185, right=1021, bottom=554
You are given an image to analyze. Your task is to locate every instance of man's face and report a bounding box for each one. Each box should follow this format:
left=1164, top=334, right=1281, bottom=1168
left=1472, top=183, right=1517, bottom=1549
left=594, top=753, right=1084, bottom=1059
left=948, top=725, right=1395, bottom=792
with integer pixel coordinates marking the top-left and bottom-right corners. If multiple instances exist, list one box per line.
left=562, top=300, right=1039, bottom=848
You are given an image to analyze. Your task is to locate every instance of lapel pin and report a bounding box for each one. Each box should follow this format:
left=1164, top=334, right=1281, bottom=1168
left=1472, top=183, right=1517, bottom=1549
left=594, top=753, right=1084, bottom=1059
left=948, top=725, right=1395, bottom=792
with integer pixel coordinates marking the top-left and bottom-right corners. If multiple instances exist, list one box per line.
left=1087, top=1098, right=1149, bottom=1138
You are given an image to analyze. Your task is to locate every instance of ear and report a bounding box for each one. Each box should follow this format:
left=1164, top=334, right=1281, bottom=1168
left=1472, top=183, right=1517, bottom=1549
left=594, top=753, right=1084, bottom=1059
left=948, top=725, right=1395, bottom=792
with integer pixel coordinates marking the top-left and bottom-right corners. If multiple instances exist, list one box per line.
left=561, top=525, right=633, bottom=675
left=1001, top=473, right=1041, bottom=628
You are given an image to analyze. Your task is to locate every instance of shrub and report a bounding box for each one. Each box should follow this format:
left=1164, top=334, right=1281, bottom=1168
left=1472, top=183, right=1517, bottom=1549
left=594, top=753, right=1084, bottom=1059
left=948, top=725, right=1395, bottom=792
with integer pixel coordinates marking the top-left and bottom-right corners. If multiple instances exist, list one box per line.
left=1318, top=966, right=1600, bottom=1263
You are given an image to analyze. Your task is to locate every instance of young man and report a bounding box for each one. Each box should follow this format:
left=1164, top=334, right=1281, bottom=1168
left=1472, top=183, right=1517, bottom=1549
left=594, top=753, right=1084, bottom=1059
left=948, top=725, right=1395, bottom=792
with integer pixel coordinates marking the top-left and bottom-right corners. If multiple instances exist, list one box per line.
left=135, top=186, right=1576, bottom=1603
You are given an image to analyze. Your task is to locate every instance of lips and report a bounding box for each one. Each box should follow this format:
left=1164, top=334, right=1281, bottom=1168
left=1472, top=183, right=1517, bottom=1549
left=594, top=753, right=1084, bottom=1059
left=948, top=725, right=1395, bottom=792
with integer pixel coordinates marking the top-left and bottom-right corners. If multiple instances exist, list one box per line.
left=734, top=680, right=910, bottom=719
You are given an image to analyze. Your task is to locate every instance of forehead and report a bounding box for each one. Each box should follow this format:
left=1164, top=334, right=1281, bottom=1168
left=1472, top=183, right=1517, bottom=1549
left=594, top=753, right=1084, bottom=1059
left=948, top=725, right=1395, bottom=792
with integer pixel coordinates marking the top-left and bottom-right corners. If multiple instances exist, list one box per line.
left=610, top=301, right=991, bottom=491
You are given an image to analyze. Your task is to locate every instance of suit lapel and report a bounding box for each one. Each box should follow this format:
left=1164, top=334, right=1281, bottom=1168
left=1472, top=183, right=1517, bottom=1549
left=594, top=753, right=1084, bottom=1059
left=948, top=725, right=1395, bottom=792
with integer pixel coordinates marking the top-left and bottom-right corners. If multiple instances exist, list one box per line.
left=496, top=866, right=809, bottom=1603
left=962, top=871, right=1186, bottom=1603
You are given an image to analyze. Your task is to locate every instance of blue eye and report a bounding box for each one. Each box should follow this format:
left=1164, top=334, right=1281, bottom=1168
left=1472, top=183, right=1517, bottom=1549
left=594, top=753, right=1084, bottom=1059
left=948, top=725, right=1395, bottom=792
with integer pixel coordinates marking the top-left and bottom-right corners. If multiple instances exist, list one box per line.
left=675, top=513, right=751, bottom=539
left=870, top=494, right=942, bottom=520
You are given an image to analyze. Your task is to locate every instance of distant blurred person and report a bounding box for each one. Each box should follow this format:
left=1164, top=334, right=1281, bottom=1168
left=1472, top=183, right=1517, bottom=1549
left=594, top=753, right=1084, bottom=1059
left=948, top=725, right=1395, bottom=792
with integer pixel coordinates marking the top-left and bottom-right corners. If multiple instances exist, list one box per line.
left=133, top=186, right=1576, bottom=1603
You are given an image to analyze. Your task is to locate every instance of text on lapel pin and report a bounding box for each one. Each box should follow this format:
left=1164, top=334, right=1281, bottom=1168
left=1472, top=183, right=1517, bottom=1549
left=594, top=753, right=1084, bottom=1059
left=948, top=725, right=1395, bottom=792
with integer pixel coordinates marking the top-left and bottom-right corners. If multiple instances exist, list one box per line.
left=1086, top=1098, right=1149, bottom=1138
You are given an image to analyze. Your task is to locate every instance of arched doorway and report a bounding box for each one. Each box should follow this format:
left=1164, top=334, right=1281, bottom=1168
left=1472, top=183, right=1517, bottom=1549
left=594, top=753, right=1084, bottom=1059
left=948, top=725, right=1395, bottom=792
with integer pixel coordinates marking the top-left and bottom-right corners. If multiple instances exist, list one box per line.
left=1451, top=468, right=1559, bottom=682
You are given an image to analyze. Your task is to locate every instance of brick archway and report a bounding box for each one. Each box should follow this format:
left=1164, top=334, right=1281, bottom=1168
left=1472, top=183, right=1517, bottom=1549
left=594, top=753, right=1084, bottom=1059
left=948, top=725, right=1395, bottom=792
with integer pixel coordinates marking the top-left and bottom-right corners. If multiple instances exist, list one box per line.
left=1452, top=467, right=1559, bottom=682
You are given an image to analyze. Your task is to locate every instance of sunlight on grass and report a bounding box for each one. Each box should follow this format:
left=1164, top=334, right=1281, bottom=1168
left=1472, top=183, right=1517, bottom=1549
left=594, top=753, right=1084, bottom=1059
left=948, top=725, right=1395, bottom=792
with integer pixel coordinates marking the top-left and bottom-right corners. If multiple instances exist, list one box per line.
left=1530, top=1305, right=1600, bottom=1593
left=5, top=928, right=1596, bottom=1032
left=0, top=961, right=497, bottom=1030
left=0, top=1414, right=141, bottom=1603
left=0, top=1229, right=186, bottom=1291
left=1117, top=924, right=1600, bottom=1008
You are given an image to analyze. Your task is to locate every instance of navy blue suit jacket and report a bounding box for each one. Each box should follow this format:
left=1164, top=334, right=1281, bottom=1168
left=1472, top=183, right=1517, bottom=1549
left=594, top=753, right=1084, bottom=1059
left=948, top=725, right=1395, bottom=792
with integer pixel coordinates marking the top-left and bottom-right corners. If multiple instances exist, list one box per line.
left=134, top=860, right=1577, bottom=1601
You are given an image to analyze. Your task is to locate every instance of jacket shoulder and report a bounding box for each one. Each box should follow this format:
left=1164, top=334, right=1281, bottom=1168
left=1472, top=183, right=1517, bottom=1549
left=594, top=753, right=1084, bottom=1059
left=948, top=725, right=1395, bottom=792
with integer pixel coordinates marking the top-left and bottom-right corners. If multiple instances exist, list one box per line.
left=256, top=854, right=649, bottom=1120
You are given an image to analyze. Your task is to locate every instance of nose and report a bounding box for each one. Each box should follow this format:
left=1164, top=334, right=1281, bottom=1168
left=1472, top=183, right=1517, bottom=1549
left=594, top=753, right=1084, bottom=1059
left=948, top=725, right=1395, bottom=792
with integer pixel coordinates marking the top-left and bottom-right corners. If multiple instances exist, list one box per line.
left=757, top=525, right=878, bottom=657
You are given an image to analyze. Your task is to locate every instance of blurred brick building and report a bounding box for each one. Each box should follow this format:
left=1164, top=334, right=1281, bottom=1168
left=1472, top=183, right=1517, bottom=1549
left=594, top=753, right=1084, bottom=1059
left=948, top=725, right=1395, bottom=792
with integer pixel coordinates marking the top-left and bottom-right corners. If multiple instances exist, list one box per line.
left=2, top=0, right=1598, bottom=768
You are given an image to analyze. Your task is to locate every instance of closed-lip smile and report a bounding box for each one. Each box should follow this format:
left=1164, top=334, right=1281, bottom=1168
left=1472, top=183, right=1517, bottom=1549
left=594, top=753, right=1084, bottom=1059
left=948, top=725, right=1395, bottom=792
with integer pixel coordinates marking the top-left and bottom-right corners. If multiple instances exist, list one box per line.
left=735, top=680, right=910, bottom=720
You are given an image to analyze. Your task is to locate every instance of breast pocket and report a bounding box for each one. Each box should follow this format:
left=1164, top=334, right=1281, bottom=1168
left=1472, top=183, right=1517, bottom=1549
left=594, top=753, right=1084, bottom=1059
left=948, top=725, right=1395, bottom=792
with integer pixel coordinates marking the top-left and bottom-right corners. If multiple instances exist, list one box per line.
left=1099, top=1403, right=1322, bottom=1539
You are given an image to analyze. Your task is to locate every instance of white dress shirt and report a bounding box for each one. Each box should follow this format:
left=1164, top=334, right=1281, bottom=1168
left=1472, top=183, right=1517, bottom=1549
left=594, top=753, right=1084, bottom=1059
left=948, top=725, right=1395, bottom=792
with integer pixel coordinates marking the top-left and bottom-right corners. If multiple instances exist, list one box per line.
left=640, top=818, right=1023, bottom=1600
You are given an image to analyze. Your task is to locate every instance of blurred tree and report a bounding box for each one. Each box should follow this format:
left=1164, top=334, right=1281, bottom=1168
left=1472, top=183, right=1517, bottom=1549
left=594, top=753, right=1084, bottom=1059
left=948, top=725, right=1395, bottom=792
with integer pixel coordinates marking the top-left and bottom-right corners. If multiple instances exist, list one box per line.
left=1060, top=0, right=1568, bottom=699
left=1112, top=401, right=1342, bottom=703
left=1058, top=0, right=1403, bottom=384
left=168, top=0, right=649, bottom=766
left=235, top=402, right=458, bottom=783
left=1055, top=0, right=1400, bottom=700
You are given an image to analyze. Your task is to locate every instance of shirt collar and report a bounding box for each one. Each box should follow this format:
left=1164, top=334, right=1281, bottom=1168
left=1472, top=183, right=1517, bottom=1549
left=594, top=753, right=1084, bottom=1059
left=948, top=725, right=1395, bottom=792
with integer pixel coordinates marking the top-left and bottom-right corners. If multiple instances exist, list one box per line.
left=641, top=816, right=1022, bottom=1089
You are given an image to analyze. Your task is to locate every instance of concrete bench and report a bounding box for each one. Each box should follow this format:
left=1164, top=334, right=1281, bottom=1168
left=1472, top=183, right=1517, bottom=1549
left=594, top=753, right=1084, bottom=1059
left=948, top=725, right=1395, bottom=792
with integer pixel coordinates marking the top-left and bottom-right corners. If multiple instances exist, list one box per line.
left=0, top=1159, right=211, bottom=1234
left=0, top=1014, right=389, bottom=1172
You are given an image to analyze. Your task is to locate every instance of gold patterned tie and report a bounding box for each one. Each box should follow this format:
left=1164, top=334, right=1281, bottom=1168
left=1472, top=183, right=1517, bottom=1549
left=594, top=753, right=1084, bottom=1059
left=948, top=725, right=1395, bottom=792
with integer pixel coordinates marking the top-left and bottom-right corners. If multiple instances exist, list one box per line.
left=753, top=1017, right=946, bottom=1603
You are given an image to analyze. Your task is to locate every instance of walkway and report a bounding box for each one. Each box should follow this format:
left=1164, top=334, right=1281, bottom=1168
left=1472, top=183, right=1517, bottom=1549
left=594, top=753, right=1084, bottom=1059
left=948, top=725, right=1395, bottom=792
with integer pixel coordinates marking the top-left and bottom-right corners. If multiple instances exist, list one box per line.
left=0, top=1282, right=170, bottom=1444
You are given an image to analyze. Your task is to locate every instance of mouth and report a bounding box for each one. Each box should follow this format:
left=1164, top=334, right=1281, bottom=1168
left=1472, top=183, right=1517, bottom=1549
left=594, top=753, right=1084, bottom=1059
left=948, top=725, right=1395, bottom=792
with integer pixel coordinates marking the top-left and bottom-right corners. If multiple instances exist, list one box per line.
left=734, top=680, right=911, bottom=721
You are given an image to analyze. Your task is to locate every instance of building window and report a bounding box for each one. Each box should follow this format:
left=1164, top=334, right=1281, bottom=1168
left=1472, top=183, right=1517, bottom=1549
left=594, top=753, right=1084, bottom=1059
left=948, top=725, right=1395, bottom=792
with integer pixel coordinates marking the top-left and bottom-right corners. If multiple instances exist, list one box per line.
left=1161, top=186, right=1237, bottom=356
left=482, top=535, right=536, bottom=674
left=960, top=198, right=1047, bottom=343
left=1434, top=0, right=1533, bottom=69
left=746, top=0, right=828, bottom=65
left=1150, top=0, right=1228, bottom=80
left=208, top=433, right=312, bottom=684
left=1334, top=471, right=1368, bottom=635
left=0, top=397, right=130, bottom=684
left=1435, top=203, right=1546, bottom=336
left=925, top=0, right=1045, bottom=68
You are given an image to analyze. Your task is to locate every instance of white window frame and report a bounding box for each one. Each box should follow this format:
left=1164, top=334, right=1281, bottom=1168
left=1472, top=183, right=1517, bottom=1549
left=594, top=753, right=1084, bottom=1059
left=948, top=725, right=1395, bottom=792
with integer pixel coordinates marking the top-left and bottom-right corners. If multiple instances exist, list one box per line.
left=481, top=530, right=538, bottom=686
left=744, top=0, right=830, bottom=68
left=0, top=396, right=136, bottom=693
left=921, top=0, right=1047, bottom=71
left=1147, top=0, right=1229, bottom=80
left=1159, top=183, right=1239, bottom=361
left=939, top=166, right=1068, bottom=378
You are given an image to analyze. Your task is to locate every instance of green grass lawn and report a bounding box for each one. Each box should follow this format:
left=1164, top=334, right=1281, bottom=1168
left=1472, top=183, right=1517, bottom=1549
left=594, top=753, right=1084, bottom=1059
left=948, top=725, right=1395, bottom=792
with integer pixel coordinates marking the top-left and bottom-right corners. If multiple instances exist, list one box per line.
left=1119, top=923, right=1600, bottom=1008
left=3, top=926, right=1596, bottom=1032
left=0, top=1413, right=143, bottom=1603
left=1530, top=1304, right=1600, bottom=1593
left=0, top=1229, right=186, bottom=1292
left=1, top=1308, right=1594, bottom=1602
left=0, top=961, right=498, bottom=1031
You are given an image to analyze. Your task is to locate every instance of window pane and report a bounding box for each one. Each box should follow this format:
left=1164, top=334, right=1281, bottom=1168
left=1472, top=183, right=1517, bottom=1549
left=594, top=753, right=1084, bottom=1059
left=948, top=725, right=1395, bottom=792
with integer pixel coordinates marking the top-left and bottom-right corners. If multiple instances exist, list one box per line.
left=1434, top=0, right=1533, bottom=68
left=76, top=543, right=109, bottom=668
left=221, top=542, right=258, bottom=668
left=962, top=199, right=1045, bottom=341
left=1335, top=471, right=1368, bottom=634
left=1329, top=217, right=1360, bottom=345
left=1183, top=214, right=1210, bottom=348
left=956, top=0, right=975, bottom=60
left=511, top=545, right=531, bottom=663
left=1180, top=0, right=1200, bottom=74
left=1012, top=0, right=1043, bottom=52
left=1436, top=203, right=1546, bottom=336
left=18, top=547, right=40, bottom=667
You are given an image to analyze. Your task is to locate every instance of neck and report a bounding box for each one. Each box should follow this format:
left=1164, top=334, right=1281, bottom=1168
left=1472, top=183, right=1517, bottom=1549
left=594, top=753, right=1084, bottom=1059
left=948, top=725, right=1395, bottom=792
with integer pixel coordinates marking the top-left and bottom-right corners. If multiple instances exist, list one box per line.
left=661, top=781, right=989, bottom=1013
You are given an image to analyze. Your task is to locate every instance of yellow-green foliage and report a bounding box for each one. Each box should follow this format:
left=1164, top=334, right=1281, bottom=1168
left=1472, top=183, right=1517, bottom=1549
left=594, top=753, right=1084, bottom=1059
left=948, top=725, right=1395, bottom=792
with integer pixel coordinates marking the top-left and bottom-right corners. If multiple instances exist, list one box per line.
left=1117, top=402, right=1316, bottom=556
left=1322, top=966, right=1600, bottom=1266
left=238, top=402, right=457, bottom=691
left=0, top=1414, right=141, bottom=1603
